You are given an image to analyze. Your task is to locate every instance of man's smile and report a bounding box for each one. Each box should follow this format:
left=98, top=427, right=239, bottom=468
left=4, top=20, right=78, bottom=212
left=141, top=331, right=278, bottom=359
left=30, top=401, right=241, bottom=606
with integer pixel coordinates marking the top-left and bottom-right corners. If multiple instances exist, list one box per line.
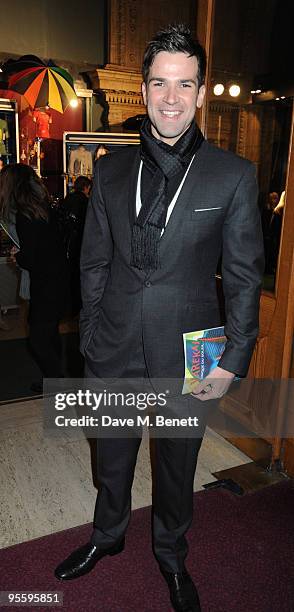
left=160, top=110, right=182, bottom=118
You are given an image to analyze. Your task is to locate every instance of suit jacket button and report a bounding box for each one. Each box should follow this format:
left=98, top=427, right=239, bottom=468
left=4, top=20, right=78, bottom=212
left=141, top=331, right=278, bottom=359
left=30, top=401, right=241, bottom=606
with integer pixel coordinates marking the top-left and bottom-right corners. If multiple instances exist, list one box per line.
left=145, top=280, right=152, bottom=287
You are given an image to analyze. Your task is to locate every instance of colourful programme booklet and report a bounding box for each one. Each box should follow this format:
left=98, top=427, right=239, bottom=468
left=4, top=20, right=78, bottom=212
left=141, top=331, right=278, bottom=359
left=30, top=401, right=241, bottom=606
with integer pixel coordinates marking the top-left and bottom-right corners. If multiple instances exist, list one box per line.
left=182, top=326, right=227, bottom=394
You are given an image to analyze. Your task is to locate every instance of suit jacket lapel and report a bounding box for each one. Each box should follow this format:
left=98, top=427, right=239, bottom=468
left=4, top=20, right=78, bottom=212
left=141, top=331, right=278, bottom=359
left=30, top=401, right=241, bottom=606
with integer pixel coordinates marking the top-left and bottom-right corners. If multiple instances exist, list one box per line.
left=159, top=143, right=208, bottom=251
left=125, top=141, right=209, bottom=262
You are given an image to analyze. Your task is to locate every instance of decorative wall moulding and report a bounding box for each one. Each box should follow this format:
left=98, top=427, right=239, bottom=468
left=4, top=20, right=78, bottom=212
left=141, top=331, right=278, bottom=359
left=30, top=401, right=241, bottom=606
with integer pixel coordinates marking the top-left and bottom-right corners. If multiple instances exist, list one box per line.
left=105, top=90, right=143, bottom=106
left=86, top=67, right=142, bottom=95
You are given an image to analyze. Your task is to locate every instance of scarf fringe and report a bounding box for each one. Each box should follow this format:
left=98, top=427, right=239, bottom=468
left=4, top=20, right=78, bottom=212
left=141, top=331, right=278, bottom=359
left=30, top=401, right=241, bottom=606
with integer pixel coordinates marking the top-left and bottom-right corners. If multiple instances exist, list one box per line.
left=131, top=224, right=161, bottom=270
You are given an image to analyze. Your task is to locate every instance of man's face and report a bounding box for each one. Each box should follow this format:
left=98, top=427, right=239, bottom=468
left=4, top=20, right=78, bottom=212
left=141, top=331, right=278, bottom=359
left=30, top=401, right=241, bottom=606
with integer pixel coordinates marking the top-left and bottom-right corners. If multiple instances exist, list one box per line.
left=142, top=51, right=205, bottom=146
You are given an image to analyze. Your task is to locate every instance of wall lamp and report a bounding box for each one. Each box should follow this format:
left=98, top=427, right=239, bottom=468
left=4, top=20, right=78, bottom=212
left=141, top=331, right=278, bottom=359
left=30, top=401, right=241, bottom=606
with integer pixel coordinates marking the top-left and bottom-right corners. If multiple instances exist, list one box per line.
left=212, top=83, right=241, bottom=97
left=228, top=84, right=241, bottom=97
left=213, top=83, right=224, bottom=96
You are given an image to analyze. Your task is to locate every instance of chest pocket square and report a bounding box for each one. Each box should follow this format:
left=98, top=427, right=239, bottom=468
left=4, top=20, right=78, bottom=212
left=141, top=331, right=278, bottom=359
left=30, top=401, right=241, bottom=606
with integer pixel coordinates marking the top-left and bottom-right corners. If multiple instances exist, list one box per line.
left=190, top=206, right=224, bottom=224
left=193, top=207, right=223, bottom=212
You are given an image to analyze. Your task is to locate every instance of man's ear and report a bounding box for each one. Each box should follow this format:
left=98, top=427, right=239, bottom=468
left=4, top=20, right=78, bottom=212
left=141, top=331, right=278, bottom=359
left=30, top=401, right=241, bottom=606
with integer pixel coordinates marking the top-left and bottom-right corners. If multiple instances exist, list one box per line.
left=196, top=85, right=206, bottom=109
left=141, top=81, right=147, bottom=106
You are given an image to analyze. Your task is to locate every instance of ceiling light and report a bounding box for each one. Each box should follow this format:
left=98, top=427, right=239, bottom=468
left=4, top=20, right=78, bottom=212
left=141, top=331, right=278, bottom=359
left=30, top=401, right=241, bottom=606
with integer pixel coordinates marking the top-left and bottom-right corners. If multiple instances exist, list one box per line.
left=229, top=84, right=240, bottom=97
left=213, top=83, right=224, bottom=96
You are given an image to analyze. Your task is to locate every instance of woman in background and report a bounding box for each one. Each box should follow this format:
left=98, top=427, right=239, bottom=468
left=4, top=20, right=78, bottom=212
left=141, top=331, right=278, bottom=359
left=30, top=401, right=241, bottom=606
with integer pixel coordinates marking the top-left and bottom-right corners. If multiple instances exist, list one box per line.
left=93, top=143, right=109, bottom=169
left=0, top=164, right=68, bottom=383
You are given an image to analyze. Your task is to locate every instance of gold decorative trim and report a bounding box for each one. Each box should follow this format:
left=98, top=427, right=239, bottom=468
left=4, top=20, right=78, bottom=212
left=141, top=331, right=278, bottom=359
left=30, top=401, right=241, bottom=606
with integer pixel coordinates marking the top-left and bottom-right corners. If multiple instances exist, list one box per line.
left=106, top=90, right=143, bottom=105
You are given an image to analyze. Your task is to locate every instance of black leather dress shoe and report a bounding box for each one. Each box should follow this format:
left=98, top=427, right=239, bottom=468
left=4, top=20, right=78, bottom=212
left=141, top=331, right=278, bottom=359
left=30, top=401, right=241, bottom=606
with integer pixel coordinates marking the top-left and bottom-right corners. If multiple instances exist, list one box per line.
left=160, top=567, right=201, bottom=612
left=54, top=538, right=125, bottom=581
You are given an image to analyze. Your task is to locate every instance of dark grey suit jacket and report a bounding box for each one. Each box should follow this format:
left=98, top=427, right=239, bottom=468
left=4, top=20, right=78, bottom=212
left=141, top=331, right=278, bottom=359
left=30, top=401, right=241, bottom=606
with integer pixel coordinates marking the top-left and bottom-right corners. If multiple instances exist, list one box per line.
left=80, top=139, right=264, bottom=380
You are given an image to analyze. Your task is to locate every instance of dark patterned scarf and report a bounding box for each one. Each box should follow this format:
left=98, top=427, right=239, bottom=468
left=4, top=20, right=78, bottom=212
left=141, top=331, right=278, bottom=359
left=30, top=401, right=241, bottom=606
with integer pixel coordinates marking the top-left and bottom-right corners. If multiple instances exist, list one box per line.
left=130, top=116, right=203, bottom=271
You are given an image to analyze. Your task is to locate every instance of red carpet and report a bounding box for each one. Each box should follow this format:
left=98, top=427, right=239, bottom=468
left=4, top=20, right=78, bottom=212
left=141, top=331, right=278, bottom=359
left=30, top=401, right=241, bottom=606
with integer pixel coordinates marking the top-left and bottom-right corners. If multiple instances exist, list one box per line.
left=0, top=482, right=294, bottom=611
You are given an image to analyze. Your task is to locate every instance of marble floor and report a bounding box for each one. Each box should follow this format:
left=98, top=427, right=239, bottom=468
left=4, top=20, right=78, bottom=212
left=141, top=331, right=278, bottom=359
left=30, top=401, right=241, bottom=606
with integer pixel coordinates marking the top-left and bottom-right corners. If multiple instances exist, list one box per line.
left=0, top=398, right=251, bottom=549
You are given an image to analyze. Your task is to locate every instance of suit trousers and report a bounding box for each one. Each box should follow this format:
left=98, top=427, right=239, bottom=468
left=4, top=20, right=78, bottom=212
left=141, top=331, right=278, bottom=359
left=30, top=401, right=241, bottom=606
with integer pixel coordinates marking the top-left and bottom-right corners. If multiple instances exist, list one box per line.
left=86, top=343, right=206, bottom=573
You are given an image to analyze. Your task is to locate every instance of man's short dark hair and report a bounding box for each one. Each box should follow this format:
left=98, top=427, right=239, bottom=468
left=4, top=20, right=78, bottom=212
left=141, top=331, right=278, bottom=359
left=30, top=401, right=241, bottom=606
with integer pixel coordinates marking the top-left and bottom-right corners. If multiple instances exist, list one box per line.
left=74, top=176, right=92, bottom=193
left=142, top=23, right=206, bottom=87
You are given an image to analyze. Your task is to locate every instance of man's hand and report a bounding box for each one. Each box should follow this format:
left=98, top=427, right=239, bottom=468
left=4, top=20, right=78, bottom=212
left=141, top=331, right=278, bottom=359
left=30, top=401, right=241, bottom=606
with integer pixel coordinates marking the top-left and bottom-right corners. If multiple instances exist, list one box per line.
left=191, top=366, right=235, bottom=401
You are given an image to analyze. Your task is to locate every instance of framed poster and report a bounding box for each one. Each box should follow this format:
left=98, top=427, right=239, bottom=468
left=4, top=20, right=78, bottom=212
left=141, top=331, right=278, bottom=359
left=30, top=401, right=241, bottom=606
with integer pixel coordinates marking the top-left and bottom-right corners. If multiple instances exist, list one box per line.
left=63, top=131, right=140, bottom=196
left=0, top=98, right=19, bottom=167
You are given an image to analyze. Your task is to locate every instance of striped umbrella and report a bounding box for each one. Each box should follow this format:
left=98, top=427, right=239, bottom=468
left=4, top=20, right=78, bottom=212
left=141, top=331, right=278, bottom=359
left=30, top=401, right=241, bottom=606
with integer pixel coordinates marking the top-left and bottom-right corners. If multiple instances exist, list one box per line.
left=3, top=55, right=77, bottom=113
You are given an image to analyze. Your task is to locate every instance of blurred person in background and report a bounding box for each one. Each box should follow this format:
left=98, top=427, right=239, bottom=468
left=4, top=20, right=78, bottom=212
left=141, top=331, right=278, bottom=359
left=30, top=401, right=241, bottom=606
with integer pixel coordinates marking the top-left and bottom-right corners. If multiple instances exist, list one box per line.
left=62, top=175, right=92, bottom=315
left=262, top=190, right=284, bottom=274
left=93, top=144, right=109, bottom=169
left=0, top=164, right=69, bottom=389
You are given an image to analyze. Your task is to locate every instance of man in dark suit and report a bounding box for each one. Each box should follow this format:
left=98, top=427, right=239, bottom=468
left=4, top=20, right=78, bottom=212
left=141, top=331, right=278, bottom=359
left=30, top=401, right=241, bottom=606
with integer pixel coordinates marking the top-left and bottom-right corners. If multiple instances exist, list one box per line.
left=55, top=24, right=264, bottom=611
